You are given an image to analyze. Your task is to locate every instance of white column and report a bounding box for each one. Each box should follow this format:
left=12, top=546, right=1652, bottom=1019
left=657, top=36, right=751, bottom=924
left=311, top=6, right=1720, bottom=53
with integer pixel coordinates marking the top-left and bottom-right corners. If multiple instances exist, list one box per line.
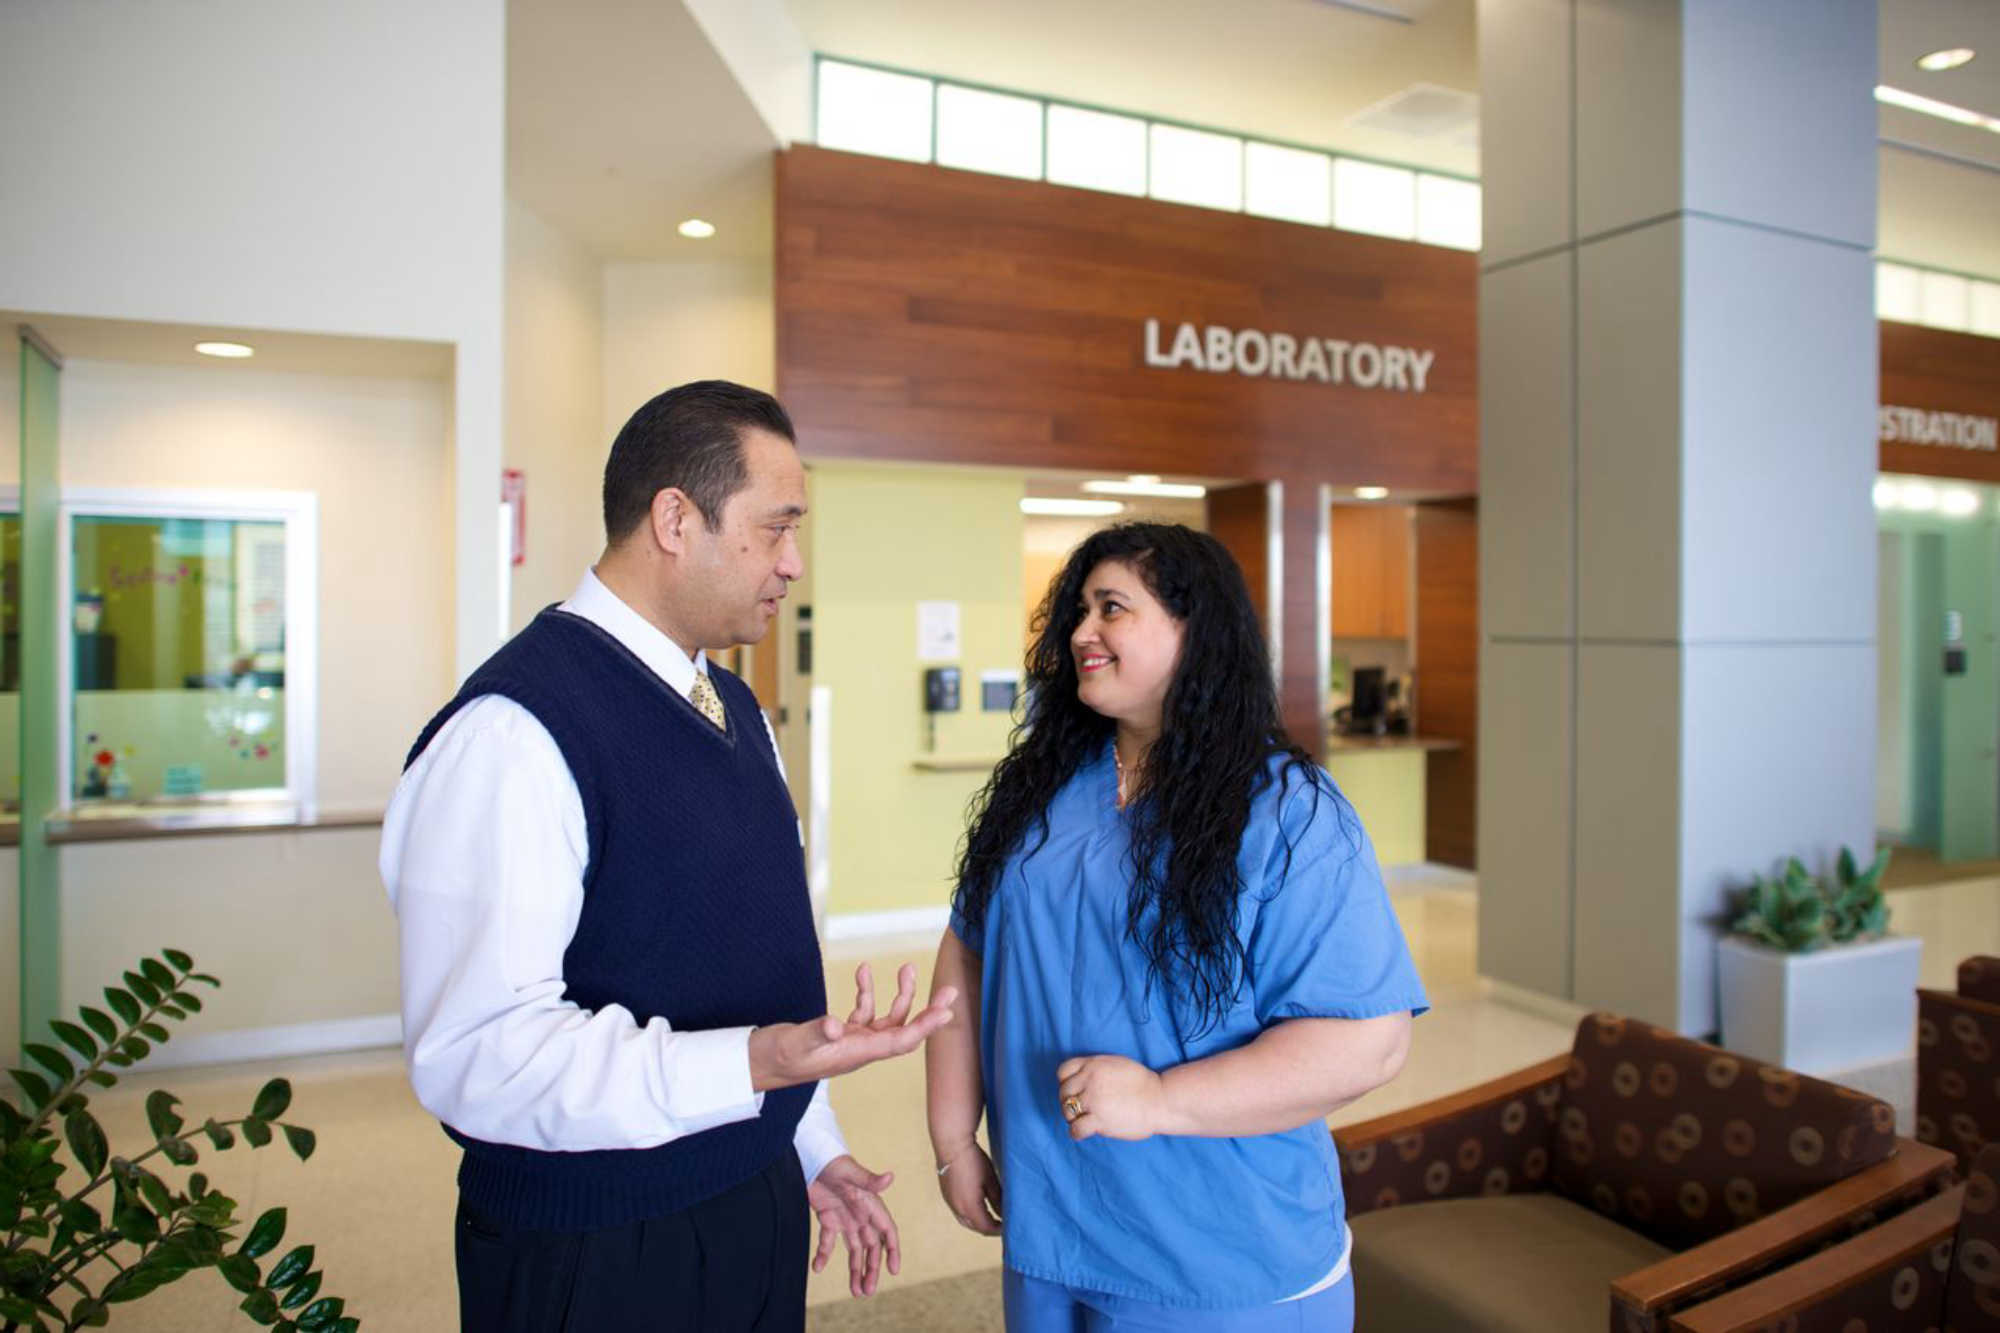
left=1477, top=0, right=1879, bottom=1033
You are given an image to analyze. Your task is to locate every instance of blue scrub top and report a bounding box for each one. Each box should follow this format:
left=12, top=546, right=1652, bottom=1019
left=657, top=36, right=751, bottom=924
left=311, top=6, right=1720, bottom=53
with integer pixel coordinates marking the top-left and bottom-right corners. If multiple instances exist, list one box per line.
left=951, top=745, right=1429, bottom=1310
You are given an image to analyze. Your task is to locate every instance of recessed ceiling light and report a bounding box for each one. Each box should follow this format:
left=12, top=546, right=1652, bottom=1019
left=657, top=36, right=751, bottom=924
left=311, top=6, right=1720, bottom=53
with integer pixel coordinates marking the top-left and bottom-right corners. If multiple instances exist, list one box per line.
left=1354, top=485, right=1389, bottom=500
left=677, top=218, right=716, bottom=239
left=1082, top=478, right=1208, bottom=499
left=1916, top=48, right=1976, bottom=73
left=194, top=341, right=254, bottom=359
left=1875, top=85, right=2000, bottom=134
left=1020, top=497, right=1125, bottom=517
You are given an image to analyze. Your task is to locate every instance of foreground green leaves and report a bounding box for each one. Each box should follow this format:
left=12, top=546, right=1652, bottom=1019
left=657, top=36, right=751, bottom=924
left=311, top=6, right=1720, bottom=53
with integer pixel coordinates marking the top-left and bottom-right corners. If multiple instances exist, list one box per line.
left=0, top=952, right=358, bottom=1332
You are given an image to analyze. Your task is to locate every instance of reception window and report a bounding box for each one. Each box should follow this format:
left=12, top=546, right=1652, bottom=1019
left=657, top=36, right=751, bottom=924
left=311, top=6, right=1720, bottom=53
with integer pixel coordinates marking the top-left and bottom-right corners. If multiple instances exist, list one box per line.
left=60, top=490, right=316, bottom=811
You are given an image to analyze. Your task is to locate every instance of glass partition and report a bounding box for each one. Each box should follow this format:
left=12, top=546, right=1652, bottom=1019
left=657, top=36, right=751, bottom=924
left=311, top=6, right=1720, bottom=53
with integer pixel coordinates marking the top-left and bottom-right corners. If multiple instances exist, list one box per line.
left=0, top=510, right=18, bottom=811
left=1875, top=475, right=2000, bottom=864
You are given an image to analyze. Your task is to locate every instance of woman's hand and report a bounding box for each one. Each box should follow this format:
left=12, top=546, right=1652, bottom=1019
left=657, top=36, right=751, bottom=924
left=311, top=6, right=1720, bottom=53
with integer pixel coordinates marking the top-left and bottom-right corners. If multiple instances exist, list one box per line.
left=1056, top=1054, right=1167, bottom=1141
left=935, top=1140, right=1003, bottom=1235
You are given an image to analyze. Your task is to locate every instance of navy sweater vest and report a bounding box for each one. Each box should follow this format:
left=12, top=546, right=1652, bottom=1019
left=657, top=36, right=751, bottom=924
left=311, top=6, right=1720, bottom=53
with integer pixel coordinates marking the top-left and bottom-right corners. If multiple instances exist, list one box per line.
left=405, top=607, right=826, bottom=1231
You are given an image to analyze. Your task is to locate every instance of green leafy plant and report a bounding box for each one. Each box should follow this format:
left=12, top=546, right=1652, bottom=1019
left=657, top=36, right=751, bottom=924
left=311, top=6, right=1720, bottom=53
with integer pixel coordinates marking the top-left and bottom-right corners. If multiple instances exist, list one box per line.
left=1728, top=846, right=1892, bottom=953
left=0, top=951, right=357, bottom=1333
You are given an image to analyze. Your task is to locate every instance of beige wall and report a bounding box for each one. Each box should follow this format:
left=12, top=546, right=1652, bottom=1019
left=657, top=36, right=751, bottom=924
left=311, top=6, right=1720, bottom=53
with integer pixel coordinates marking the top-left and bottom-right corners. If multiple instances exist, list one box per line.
left=57, top=830, right=395, bottom=1050
left=505, top=200, right=606, bottom=630
left=0, top=0, right=506, bottom=680
left=61, top=357, right=453, bottom=808
left=47, top=356, right=450, bottom=1044
left=602, top=257, right=776, bottom=438
left=809, top=464, right=1023, bottom=920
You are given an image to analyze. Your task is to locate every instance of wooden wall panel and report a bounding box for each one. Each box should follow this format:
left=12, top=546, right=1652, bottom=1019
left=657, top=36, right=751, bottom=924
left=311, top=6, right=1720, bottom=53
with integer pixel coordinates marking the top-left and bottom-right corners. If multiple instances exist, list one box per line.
left=1415, top=500, right=1478, bottom=869
left=776, top=146, right=1479, bottom=760
left=1279, top=485, right=1327, bottom=754
left=778, top=147, right=1477, bottom=494
left=1880, top=321, right=2000, bottom=485
left=1205, top=483, right=1271, bottom=639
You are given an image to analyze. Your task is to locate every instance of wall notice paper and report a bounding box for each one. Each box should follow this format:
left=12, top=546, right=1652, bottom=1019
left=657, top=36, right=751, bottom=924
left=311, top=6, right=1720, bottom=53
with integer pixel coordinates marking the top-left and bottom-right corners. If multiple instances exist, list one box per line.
left=917, top=601, right=961, bottom=662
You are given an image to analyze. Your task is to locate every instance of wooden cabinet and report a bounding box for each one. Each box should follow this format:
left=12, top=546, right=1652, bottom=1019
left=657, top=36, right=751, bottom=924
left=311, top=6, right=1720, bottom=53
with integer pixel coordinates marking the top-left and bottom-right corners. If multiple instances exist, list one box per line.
left=1330, top=504, right=1411, bottom=639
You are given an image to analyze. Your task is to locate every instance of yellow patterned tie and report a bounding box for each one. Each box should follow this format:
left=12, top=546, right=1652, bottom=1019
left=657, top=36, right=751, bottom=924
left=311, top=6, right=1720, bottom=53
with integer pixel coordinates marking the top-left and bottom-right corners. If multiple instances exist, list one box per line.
left=689, top=671, right=727, bottom=732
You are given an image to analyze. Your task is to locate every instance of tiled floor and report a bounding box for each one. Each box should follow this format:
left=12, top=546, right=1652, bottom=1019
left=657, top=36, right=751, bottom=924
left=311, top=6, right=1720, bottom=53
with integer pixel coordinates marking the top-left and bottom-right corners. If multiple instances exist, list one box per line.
left=51, top=874, right=1997, bottom=1331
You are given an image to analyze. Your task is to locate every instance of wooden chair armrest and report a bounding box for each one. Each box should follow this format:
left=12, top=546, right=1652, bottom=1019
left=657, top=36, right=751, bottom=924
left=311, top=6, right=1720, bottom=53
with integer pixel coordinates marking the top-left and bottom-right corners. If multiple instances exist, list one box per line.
left=1333, top=1054, right=1570, bottom=1148
left=1611, top=1137, right=1956, bottom=1318
left=1665, top=1185, right=1964, bottom=1333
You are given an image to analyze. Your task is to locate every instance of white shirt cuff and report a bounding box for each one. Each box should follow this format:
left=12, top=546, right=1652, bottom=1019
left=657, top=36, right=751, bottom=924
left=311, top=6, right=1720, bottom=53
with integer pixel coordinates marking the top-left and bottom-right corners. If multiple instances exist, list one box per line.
left=793, top=1097, right=849, bottom=1185
left=660, top=1025, right=760, bottom=1131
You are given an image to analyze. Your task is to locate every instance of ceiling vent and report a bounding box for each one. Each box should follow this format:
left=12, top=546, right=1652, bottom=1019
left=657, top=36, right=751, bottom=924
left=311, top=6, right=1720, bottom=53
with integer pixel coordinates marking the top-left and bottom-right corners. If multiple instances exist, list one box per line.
left=1345, top=82, right=1480, bottom=141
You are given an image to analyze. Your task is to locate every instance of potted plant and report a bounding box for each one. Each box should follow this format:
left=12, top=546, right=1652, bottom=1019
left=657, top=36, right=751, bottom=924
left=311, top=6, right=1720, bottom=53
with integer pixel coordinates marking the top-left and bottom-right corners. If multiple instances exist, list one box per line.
left=1717, top=846, right=1922, bottom=1076
left=0, top=949, right=357, bottom=1333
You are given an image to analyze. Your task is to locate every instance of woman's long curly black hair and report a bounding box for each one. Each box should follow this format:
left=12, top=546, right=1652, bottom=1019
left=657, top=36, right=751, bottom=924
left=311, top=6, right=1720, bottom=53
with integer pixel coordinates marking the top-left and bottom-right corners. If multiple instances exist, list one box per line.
left=953, top=522, right=1348, bottom=1033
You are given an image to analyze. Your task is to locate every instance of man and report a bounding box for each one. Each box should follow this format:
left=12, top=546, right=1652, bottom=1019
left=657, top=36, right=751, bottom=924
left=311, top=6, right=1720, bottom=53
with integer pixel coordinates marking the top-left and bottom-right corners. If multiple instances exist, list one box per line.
left=382, top=380, right=955, bottom=1331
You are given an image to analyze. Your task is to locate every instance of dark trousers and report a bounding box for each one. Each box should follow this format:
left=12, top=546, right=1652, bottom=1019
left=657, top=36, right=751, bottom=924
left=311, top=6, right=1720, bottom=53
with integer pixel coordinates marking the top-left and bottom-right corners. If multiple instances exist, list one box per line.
left=455, top=1154, right=810, bottom=1333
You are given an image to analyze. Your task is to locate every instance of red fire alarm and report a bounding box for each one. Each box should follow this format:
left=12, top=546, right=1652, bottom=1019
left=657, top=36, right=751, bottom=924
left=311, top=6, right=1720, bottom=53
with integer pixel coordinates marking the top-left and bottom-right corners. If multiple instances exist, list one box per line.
left=501, top=469, right=527, bottom=566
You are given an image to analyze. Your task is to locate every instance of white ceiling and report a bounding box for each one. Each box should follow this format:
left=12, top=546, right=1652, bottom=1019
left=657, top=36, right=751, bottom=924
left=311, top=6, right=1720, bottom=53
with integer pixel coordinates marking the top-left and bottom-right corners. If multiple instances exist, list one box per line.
left=509, top=0, right=2000, bottom=276
left=508, top=0, right=781, bottom=261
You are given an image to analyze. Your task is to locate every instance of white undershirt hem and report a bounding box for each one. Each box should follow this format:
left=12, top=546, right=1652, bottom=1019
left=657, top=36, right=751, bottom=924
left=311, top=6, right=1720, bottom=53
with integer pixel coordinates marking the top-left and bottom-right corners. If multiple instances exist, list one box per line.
left=1279, top=1226, right=1352, bottom=1302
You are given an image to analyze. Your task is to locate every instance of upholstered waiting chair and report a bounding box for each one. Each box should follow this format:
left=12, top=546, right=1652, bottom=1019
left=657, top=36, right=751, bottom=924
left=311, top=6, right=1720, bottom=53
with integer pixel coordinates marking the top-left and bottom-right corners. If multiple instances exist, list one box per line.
left=1667, top=1142, right=2000, bottom=1332
left=1918, top=956, right=2000, bottom=1168
left=1336, top=1012, right=1956, bottom=1333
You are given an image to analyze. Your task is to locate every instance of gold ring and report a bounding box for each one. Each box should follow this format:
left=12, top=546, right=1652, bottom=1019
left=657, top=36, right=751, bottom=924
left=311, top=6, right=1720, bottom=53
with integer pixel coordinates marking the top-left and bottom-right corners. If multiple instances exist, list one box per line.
left=1063, top=1096, right=1084, bottom=1121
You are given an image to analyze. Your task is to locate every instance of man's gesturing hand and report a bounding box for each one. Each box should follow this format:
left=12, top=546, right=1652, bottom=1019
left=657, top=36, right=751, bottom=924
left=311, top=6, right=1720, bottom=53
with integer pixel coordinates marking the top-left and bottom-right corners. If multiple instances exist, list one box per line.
left=750, top=962, right=957, bottom=1092
left=807, top=1155, right=901, bottom=1298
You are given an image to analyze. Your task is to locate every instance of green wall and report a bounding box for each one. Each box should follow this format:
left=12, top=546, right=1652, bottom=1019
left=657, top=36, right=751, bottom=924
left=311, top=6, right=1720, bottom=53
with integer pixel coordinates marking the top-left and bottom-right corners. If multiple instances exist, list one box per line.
left=1879, top=489, right=2000, bottom=862
left=809, top=464, right=1023, bottom=918
left=1939, top=516, right=1999, bottom=860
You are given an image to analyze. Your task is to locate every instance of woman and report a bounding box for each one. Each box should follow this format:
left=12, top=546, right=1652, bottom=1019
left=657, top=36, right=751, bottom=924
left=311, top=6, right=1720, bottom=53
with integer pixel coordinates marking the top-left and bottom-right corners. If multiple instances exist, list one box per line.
left=926, top=523, right=1427, bottom=1331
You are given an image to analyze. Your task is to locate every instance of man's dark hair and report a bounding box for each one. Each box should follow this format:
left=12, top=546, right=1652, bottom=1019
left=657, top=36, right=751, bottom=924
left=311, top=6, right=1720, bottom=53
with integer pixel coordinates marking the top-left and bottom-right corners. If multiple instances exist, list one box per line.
left=601, top=380, right=797, bottom=542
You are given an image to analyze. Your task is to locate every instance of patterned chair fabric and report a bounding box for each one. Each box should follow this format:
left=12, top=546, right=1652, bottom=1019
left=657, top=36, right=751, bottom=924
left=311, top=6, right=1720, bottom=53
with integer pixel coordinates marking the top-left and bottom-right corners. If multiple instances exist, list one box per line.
left=1551, top=1013, right=1898, bottom=1251
left=1943, top=1142, right=2000, bottom=1331
left=1337, top=1064, right=1564, bottom=1215
left=1917, top=988, right=2000, bottom=1168
left=1962, top=957, right=2000, bottom=1007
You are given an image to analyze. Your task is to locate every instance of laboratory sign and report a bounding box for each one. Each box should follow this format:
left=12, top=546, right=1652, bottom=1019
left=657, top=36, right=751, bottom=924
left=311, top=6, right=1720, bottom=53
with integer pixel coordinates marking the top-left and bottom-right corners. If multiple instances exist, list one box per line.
left=1143, top=319, right=1438, bottom=393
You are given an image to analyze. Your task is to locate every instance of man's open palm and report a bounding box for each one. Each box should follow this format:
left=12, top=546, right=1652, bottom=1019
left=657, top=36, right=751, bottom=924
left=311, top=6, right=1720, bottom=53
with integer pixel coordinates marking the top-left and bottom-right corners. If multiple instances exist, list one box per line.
left=751, top=963, right=957, bottom=1090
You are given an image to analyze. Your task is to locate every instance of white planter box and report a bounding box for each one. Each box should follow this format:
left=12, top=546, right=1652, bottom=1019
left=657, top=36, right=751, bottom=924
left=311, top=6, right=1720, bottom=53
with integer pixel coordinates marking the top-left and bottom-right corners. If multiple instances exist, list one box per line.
left=1716, top=934, right=1923, bottom=1076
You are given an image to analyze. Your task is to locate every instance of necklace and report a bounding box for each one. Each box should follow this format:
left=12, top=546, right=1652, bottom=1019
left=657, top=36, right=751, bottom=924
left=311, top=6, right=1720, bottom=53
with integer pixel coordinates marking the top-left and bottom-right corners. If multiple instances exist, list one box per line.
left=1113, top=746, right=1130, bottom=809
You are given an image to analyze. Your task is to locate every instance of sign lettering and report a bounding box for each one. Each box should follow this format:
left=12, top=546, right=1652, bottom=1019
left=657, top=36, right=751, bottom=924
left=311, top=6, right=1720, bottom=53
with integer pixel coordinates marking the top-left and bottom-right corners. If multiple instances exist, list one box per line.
left=1144, top=319, right=1436, bottom=393
left=1879, top=405, right=1998, bottom=452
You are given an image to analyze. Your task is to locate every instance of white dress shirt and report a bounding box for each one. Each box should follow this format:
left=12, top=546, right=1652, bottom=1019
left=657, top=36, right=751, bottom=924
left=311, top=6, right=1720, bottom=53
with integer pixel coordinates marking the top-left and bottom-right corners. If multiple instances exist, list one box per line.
left=381, top=569, right=847, bottom=1184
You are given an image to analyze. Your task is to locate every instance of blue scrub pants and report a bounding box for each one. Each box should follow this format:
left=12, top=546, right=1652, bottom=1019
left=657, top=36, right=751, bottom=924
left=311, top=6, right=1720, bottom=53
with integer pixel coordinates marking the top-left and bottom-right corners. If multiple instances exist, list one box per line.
left=1003, top=1268, right=1354, bottom=1332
